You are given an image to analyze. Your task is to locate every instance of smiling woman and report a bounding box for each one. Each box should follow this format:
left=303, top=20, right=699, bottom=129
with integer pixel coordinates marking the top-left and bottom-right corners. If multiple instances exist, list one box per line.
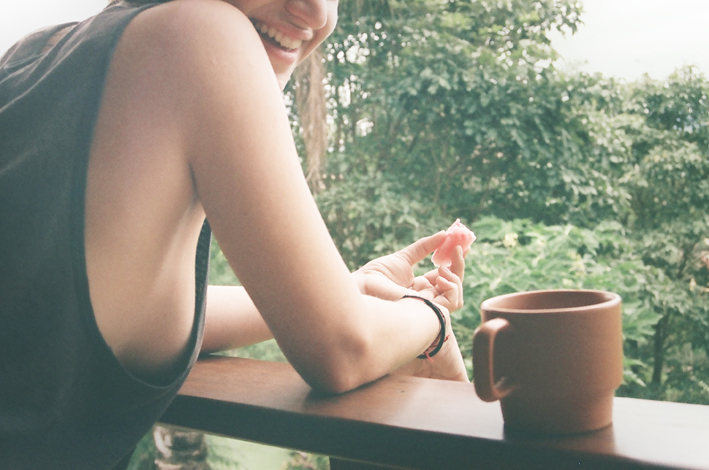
left=0, top=0, right=468, bottom=468
left=101, top=0, right=337, bottom=88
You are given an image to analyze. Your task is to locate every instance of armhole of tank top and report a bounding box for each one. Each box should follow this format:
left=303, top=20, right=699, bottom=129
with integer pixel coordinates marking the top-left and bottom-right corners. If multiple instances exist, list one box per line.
left=69, top=3, right=204, bottom=390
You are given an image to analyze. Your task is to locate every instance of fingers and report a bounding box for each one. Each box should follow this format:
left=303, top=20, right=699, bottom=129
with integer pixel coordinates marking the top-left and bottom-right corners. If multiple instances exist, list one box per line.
left=414, top=266, right=463, bottom=311
left=438, top=262, right=463, bottom=300
left=435, top=276, right=460, bottom=311
left=450, top=245, right=465, bottom=282
left=422, top=268, right=439, bottom=286
left=397, top=231, right=446, bottom=266
left=402, top=286, right=435, bottom=301
left=412, top=275, right=434, bottom=292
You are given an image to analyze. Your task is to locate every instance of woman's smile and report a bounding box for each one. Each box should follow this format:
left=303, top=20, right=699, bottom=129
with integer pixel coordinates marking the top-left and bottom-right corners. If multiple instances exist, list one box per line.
left=231, top=0, right=337, bottom=87
left=252, top=20, right=304, bottom=50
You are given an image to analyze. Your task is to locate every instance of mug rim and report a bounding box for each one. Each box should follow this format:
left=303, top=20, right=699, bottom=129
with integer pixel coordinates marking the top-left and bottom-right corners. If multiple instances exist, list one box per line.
left=480, top=289, right=621, bottom=314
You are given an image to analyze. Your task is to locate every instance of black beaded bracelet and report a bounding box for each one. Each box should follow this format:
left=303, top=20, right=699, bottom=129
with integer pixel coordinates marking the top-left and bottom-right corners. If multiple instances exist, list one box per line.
left=401, top=295, right=447, bottom=359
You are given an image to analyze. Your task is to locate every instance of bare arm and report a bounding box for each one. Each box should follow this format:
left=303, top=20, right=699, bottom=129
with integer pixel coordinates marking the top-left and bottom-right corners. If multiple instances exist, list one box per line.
left=201, top=234, right=466, bottom=356
left=201, top=285, right=273, bottom=353
left=132, top=0, right=462, bottom=392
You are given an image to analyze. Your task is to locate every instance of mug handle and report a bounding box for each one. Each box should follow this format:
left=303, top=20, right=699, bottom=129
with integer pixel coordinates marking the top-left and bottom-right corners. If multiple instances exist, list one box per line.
left=473, top=318, right=517, bottom=402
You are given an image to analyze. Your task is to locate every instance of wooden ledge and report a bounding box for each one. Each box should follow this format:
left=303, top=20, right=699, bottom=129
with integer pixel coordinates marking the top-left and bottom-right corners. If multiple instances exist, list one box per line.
left=159, top=356, right=709, bottom=470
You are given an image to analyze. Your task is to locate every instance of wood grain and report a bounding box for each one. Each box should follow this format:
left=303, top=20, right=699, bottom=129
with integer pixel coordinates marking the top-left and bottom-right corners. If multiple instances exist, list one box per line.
left=159, top=356, right=709, bottom=470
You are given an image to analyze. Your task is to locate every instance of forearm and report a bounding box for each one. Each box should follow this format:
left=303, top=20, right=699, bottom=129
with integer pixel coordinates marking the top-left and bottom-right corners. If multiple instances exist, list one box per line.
left=277, top=292, right=442, bottom=393
left=359, top=295, right=443, bottom=372
left=201, top=285, right=273, bottom=353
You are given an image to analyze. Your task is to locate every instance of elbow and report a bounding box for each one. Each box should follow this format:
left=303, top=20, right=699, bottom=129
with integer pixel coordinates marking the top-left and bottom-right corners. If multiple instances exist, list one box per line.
left=290, top=330, right=376, bottom=395
left=306, top=371, right=361, bottom=395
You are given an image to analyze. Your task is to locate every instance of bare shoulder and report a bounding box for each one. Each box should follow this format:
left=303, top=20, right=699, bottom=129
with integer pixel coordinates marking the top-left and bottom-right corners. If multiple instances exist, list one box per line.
left=108, top=0, right=282, bottom=143
left=117, top=0, right=274, bottom=84
left=124, top=0, right=260, bottom=50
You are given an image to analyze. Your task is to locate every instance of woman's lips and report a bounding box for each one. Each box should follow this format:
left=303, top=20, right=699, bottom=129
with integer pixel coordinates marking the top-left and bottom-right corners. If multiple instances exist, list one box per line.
left=252, top=20, right=303, bottom=51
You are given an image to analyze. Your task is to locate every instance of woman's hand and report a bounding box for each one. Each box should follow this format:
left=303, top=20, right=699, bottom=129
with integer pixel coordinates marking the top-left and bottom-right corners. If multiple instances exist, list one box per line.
left=411, top=246, right=465, bottom=313
left=352, top=231, right=445, bottom=301
left=353, top=235, right=469, bottom=383
left=353, top=234, right=466, bottom=313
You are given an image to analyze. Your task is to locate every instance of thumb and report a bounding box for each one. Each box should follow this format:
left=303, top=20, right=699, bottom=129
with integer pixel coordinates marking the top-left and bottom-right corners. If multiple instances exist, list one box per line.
left=398, top=231, right=446, bottom=266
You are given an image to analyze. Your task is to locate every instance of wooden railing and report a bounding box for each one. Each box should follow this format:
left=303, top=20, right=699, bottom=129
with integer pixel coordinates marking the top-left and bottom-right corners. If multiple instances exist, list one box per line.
left=159, top=355, right=709, bottom=470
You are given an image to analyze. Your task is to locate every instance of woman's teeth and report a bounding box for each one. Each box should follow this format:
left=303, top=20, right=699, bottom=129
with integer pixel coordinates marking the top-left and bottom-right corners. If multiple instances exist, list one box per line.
left=255, top=22, right=302, bottom=50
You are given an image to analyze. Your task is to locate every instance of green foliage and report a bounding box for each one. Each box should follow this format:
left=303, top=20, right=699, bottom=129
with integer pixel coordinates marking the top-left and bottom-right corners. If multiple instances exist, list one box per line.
left=207, top=239, right=289, bottom=363
left=282, top=451, right=330, bottom=470
left=126, top=431, right=157, bottom=470
left=640, top=67, right=709, bottom=147
left=316, top=169, right=449, bottom=269
left=205, top=438, right=243, bottom=470
left=209, top=238, right=240, bottom=286
left=454, top=216, right=663, bottom=381
left=322, top=0, right=627, bottom=226
left=313, top=0, right=709, bottom=405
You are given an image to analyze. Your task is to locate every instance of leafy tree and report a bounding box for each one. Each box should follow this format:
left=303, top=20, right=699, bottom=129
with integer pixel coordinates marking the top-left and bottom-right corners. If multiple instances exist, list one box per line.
left=319, top=0, right=611, bottom=227
left=457, top=216, right=663, bottom=386
left=619, top=69, right=709, bottom=398
left=312, top=1, right=709, bottom=403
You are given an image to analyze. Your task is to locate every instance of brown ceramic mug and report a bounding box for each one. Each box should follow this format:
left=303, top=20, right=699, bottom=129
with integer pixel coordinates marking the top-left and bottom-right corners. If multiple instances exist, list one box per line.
left=473, top=289, right=623, bottom=434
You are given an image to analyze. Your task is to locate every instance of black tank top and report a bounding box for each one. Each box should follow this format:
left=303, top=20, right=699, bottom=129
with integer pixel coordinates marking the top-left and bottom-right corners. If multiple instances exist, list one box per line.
left=0, top=4, right=209, bottom=469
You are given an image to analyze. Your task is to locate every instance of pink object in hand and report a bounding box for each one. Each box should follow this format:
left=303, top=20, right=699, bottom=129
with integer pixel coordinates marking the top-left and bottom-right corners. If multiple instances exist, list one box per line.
left=431, top=219, right=476, bottom=267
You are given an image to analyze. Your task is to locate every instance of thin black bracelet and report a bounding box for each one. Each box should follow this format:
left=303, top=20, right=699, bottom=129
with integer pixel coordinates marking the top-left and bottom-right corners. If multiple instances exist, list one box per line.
left=401, top=295, right=447, bottom=359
